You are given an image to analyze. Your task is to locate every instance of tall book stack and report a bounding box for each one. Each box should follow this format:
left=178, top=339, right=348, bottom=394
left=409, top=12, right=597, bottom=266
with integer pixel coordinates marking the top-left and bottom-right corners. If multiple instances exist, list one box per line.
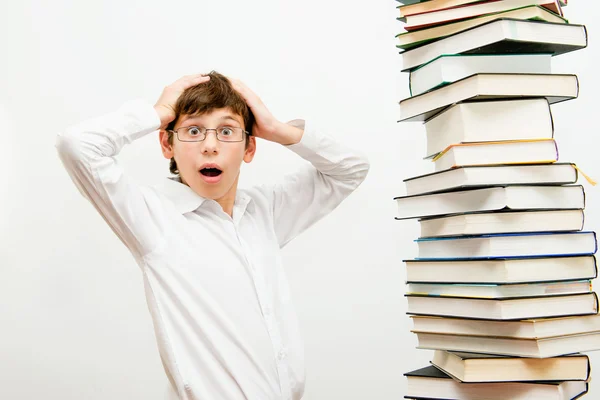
left=393, top=1, right=599, bottom=399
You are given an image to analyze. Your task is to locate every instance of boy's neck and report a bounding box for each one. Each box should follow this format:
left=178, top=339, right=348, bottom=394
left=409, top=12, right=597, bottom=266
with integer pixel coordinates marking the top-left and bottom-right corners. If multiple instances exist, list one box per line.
left=213, top=174, right=240, bottom=218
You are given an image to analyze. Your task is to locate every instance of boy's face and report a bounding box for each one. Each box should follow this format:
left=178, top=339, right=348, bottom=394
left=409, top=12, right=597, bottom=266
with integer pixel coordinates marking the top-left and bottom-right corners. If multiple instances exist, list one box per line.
left=160, top=107, right=256, bottom=201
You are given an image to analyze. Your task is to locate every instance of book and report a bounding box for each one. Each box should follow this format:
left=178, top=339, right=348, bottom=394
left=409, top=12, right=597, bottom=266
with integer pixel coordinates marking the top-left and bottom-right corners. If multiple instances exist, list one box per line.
left=406, top=280, right=591, bottom=298
left=431, top=350, right=590, bottom=382
left=411, top=313, right=600, bottom=338
left=406, top=292, right=599, bottom=321
left=396, top=6, right=567, bottom=50
left=400, top=18, right=587, bottom=72
left=405, top=365, right=587, bottom=400
left=413, top=329, right=600, bottom=357
left=404, top=163, right=578, bottom=196
left=432, top=139, right=558, bottom=171
left=419, top=209, right=584, bottom=237
left=395, top=185, right=585, bottom=220
left=410, top=53, right=552, bottom=96
left=399, top=0, right=563, bottom=31
left=406, top=255, right=597, bottom=284
left=399, top=73, right=578, bottom=122
left=424, top=98, right=554, bottom=158
left=397, top=0, right=567, bottom=19
left=416, top=231, right=598, bottom=259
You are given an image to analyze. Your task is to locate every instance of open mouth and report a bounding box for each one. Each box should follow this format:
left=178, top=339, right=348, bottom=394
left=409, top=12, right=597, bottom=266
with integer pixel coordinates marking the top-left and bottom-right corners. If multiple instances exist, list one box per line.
left=200, top=167, right=222, bottom=177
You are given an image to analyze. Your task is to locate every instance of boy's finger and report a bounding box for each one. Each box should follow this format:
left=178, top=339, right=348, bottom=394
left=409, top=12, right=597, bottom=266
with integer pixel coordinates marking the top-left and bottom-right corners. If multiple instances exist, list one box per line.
left=182, top=75, right=210, bottom=89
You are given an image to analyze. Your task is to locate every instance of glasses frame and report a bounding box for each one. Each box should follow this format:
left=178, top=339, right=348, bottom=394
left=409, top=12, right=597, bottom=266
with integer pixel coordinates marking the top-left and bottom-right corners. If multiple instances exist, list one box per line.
left=168, top=126, right=250, bottom=143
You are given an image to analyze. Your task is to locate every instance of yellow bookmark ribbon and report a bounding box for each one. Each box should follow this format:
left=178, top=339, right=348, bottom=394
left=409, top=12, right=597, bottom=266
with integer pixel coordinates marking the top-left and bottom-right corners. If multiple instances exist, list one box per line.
left=573, top=164, right=597, bottom=186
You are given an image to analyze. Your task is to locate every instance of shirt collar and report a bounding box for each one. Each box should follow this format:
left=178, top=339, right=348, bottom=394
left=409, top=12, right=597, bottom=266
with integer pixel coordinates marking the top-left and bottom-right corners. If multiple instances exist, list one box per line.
left=156, top=176, right=254, bottom=216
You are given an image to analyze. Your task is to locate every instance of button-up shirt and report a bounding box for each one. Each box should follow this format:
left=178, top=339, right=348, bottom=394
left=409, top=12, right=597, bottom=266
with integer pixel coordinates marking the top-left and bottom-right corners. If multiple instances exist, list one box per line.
left=55, top=99, right=369, bottom=400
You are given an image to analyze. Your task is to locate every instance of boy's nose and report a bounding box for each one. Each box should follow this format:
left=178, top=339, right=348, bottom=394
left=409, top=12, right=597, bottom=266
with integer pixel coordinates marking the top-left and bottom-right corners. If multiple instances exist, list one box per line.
left=201, top=131, right=219, bottom=154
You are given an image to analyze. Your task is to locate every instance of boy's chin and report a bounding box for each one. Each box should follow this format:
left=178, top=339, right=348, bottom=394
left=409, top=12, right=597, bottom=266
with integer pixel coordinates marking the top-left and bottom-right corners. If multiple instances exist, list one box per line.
left=189, top=180, right=230, bottom=201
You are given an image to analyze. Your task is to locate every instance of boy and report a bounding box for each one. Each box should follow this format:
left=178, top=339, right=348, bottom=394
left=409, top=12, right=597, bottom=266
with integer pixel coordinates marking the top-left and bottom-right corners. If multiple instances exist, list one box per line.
left=56, top=71, right=369, bottom=400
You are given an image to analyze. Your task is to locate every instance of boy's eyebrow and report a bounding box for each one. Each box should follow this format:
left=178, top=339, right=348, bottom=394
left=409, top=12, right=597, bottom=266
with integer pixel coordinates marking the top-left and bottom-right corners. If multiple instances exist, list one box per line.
left=180, top=114, right=241, bottom=125
left=218, top=115, right=242, bottom=124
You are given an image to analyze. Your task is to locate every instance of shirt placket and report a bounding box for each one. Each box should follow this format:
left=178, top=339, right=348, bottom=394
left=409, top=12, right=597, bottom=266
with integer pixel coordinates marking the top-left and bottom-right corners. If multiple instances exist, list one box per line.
left=231, top=218, right=291, bottom=400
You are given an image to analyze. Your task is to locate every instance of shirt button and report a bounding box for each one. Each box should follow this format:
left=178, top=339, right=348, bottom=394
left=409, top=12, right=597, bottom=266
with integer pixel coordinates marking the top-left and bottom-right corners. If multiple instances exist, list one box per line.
left=277, top=349, right=287, bottom=360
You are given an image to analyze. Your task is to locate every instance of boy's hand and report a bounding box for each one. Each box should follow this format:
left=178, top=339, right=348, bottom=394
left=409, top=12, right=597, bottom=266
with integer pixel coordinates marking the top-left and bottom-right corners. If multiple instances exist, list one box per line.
left=231, top=79, right=303, bottom=146
left=154, top=74, right=211, bottom=130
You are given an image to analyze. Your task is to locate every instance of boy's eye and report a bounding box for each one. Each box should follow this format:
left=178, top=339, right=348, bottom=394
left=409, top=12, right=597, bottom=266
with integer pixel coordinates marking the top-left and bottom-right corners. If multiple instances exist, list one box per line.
left=187, top=127, right=202, bottom=136
left=220, top=127, right=234, bottom=136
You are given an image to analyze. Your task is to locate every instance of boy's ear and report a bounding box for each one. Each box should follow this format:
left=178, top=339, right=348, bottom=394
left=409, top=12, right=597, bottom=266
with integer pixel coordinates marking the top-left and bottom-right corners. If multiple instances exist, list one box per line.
left=243, top=136, right=256, bottom=163
left=159, top=130, right=174, bottom=159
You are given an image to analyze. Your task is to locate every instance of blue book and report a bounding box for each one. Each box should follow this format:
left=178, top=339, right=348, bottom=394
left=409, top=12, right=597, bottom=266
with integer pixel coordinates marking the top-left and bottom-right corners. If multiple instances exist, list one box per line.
left=415, top=231, right=597, bottom=260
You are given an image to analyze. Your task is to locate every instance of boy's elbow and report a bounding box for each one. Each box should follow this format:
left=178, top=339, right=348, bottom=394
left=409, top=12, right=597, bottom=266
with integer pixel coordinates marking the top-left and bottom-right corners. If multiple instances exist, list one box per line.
left=55, top=130, right=81, bottom=161
left=355, top=152, right=371, bottom=186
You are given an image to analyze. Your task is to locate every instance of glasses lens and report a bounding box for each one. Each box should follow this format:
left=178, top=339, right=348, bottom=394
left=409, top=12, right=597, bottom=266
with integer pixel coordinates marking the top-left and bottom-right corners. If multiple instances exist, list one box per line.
left=178, top=126, right=205, bottom=141
left=218, top=127, right=244, bottom=142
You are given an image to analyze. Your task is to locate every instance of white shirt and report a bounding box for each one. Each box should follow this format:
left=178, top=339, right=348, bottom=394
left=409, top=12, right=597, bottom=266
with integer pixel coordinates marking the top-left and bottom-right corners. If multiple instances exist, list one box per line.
left=55, top=99, right=369, bottom=400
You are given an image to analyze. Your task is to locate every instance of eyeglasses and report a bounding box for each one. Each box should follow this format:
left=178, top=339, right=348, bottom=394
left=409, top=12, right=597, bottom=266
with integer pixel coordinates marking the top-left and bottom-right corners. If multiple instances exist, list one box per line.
left=168, top=126, right=249, bottom=142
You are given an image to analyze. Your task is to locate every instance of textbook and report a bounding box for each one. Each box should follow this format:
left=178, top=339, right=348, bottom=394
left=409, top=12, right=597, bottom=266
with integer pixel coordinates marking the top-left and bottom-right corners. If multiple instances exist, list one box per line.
left=400, top=18, right=587, bottom=72
left=405, top=255, right=597, bottom=284
left=404, top=366, right=588, bottom=400
left=409, top=53, right=552, bottom=96
left=431, top=350, right=590, bottom=382
left=394, top=185, right=585, bottom=220
left=397, top=0, right=567, bottom=19
left=413, top=329, right=600, bottom=358
left=405, top=365, right=587, bottom=400
left=397, top=6, right=567, bottom=49
left=424, top=98, right=554, bottom=157
left=404, top=163, right=577, bottom=196
left=399, top=73, right=578, bottom=122
left=432, top=139, right=558, bottom=171
left=419, top=209, right=584, bottom=237
left=406, top=280, right=591, bottom=298
left=415, top=231, right=598, bottom=260
left=410, top=313, right=600, bottom=339
left=406, top=291, right=599, bottom=321
left=399, top=0, right=564, bottom=31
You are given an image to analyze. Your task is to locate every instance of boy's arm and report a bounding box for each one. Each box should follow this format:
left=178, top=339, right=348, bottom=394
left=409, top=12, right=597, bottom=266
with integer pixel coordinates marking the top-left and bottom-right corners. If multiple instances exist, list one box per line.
left=55, top=99, right=164, bottom=260
left=56, top=73, right=210, bottom=260
left=269, top=119, right=370, bottom=247
left=230, top=79, right=370, bottom=247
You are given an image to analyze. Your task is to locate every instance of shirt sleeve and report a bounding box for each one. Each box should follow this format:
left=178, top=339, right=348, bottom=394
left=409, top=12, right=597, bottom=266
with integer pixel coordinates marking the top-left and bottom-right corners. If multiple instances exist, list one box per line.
left=55, top=99, right=163, bottom=260
left=269, top=119, right=370, bottom=248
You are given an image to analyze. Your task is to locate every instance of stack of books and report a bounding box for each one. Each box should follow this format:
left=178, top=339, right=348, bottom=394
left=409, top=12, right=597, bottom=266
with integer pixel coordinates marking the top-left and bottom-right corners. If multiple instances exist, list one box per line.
left=393, top=1, right=598, bottom=399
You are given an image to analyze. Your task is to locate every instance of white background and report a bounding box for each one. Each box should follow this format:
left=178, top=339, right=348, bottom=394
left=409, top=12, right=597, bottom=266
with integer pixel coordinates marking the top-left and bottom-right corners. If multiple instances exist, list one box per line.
left=1, top=1, right=599, bottom=399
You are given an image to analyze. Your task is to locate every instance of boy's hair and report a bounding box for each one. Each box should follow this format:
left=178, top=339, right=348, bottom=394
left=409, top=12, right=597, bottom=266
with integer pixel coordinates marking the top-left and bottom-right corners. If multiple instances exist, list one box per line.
left=166, top=70, right=255, bottom=175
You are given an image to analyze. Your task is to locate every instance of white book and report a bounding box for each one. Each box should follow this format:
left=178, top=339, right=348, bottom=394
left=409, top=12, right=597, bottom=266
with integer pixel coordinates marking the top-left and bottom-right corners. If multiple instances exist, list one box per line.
left=416, top=231, right=597, bottom=259
left=410, top=54, right=552, bottom=96
left=406, top=280, right=591, bottom=298
left=400, top=18, right=587, bottom=72
left=431, top=350, right=590, bottom=383
left=400, top=0, right=563, bottom=30
left=404, top=163, right=577, bottom=196
left=395, top=185, right=585, bottom=220
left=405, top=365, right=587, bottom=400
left=398, top=0, right=567, bottom=19
left=406, top=255, right=597, bottom=284
left=396, top=6, right=567, bottom=49
left=414, top=329, right=600, bottom=358
left=425, top=98, right=553, bottom=158
left=432, top=140, right=558, bottom=171
left=411, top=313, right=600, bottom=339
left=406, top=292, right=598, bottom=321
left=399, top=73, right=578, bottom=122
left=419, top=209, right=584, bottom=237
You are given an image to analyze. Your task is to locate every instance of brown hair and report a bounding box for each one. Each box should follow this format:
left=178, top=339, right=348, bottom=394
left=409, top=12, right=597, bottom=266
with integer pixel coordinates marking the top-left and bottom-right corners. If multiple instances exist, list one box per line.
left=166, top=70, right=254, bottom=174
